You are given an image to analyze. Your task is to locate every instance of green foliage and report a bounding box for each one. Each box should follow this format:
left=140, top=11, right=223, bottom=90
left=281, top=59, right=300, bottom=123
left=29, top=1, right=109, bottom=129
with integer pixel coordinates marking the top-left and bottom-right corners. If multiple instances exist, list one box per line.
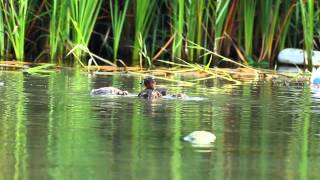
left=0, top=0, right=320, bottom=69
left=247, top=56, right=270, bottom=69
left=299, top=0, right=314, bottom=71
left=258, top=0, right=282, bottom=60
left=132, top=0, right=157, bottom=65
left=185, top=0, right=197, bottom=61
left=171, top=0, right=185, bottom=60
left=243, top=0, right=256, bottom=56
left=137, top=33, right=152, bottom=68
left=1, top=0, right=29, bottom=60
left=25, top=63, right=56, bottom=76
left=0, top=6, right=4, bottom=58
left=185, top=0, right=207, bottom=62
left=50, top=0, right=69, bottom=63
left=278, top=2, right=295, bottom=50
left=69, top=0, right=102, bottom=62
left=214, top=0, right=231, bottom=53
left=109, top=0, right=129, bottom=61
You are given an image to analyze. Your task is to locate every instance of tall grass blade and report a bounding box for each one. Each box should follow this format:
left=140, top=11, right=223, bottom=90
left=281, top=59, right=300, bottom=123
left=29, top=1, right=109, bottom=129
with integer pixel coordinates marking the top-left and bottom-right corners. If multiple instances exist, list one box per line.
left=109, top=0, right=129, bottom=62
left=214, top=0, right=231, bottom=53
left=171, top=0, right=185, bottom=60
left=299, top=0, right=314, bottom=71
left=243, top=0, right=256, bottom=56
left=259, top=0, right=281, bottom=61
left=0, top=5, right=4, bottom=59
left=132, top=0, right=157, bottom=65
left=69, top=0, right=102, bottom=64
left=1, top=0, right=29, bottom=60
left=185, top=0, right=206, bottom=62
left=49, top=0, right=69, bottom=63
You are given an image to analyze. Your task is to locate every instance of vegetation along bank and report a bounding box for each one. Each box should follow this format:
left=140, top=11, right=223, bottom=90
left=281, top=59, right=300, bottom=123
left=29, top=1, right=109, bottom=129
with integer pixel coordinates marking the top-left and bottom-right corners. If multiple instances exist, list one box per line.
left=0, top=1, right=318, bottom=70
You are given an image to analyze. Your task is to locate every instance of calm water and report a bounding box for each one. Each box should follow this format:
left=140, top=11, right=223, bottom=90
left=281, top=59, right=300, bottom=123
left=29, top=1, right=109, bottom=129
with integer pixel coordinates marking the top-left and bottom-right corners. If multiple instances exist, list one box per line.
left=0, top=70, right=320, bottom=180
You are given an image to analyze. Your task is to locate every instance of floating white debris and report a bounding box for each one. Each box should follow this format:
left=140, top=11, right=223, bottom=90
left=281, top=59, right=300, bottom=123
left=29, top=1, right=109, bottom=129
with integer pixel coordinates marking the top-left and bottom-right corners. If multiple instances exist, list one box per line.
left=311, top=68, right=320, bottom=84
left=90, top=87, right=128, bottom=96
left=183, top=131, right=216, bottom=145
left=278, top=48, right=320, bottom=66
left=310, top=68, right=320, bottom=97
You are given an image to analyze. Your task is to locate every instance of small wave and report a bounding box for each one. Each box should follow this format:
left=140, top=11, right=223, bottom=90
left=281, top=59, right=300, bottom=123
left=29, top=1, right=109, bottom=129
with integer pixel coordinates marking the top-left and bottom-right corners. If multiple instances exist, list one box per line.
left=91, top=93, right=137, bottom=98
left=311, top=87, right=320, bottom=99
left=162, top=95, right=205, bottom=101
left=91, top=92, right=206, bottom=101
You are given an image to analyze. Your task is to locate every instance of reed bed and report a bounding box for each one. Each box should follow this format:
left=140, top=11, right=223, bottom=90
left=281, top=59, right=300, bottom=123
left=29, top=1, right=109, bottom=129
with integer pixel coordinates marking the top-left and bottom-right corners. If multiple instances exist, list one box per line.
left=299, top=0, right=314, bottom=71
left=69, top=0, right=102, bottom=60
left=49, top=0, right=69, bottom=63
left=0, top=6, right=4, bottom=57
left=1, top=0, right=29, bottom=61
left=109, top=0, right=129, bottom=62
left=132, top=0, right=157, bottom=65
left=0, top=0, right=318, bottom=70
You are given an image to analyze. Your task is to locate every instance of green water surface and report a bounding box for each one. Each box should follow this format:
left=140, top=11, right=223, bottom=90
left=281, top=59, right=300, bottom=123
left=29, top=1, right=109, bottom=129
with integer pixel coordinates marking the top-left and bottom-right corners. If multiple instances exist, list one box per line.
left=0, top=70, right=319, bottom=180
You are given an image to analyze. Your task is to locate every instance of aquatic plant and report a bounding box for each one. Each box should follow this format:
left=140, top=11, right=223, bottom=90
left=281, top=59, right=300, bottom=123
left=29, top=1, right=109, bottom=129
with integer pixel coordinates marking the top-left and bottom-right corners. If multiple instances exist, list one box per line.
left=254, top=0, right=278, bottom=63
left=0, top=6, right=4, bottom=58
left=185, top=0, right=207, bottom=62
left=170, top=0, right=185, bottom=60
left=243, top=0, right=256, bottom=56
left=69, top=0, right=102, bottom=62
left=132, top=0, right=157, bottom=65
left=214, top=0, right=231, bottom=54
left=1, top=0, right=29, bottom=60
left=137, top=33, right=152, bottom=68
left=67, top=44, right=116, bottom=69
left=109, top=0, right=129, bottom=62
left=0, top=0, right=320, bottom=69
left=299, top=0, right=314, bottom=71
left=49, top=0, right=69, bottom=63
left=149, top=10, right=162, bottom=58
left=257, top=0, right=295, bottom=67
left=277, top=2, right=295, bottom=51
left=185, top=0, right=197, bottom=61
left=22, top=63, right=56, bottom=77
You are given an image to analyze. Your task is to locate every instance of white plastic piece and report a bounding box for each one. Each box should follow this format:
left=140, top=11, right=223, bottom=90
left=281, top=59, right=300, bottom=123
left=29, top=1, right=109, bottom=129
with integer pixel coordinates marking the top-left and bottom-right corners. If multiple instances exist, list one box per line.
left=183, top=131, right=216, bottom=145
left=278, top=48, right=320, bottom=66
left=311, top=68, right=320, bottom=83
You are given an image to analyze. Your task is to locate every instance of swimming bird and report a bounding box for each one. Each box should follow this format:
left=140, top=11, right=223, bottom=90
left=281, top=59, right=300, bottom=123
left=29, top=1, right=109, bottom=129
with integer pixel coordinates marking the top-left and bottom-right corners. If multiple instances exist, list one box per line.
left=138, top=77, right=166, bottom=99
left=0, top=82, right=3, bottom=86
left=91, top=87, right=128, bottom=96
left=183, top=131, right=216, bottom=144
left=138, top=77, right=188, bottom=99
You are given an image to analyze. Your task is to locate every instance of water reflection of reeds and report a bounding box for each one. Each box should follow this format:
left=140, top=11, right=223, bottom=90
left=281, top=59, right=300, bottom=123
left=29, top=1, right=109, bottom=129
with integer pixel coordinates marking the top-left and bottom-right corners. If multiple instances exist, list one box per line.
left=0, top=73, right=320, bottom=179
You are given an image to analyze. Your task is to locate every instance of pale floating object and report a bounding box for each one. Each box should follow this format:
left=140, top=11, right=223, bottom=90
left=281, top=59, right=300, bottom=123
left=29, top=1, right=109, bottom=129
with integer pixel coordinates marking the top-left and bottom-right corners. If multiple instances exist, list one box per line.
left=90, top=87, right=128, bottom=96
left=311, top=68, right=320, bottom=84
left=183, top=131, right=216, bottom=145
left=0, top=82, right=4, bottom=86
left=278, top=48, right=320, bottom=66
left=310, top=68, right=320, bottom=94
left=310, top=68, right=320, bottom=98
